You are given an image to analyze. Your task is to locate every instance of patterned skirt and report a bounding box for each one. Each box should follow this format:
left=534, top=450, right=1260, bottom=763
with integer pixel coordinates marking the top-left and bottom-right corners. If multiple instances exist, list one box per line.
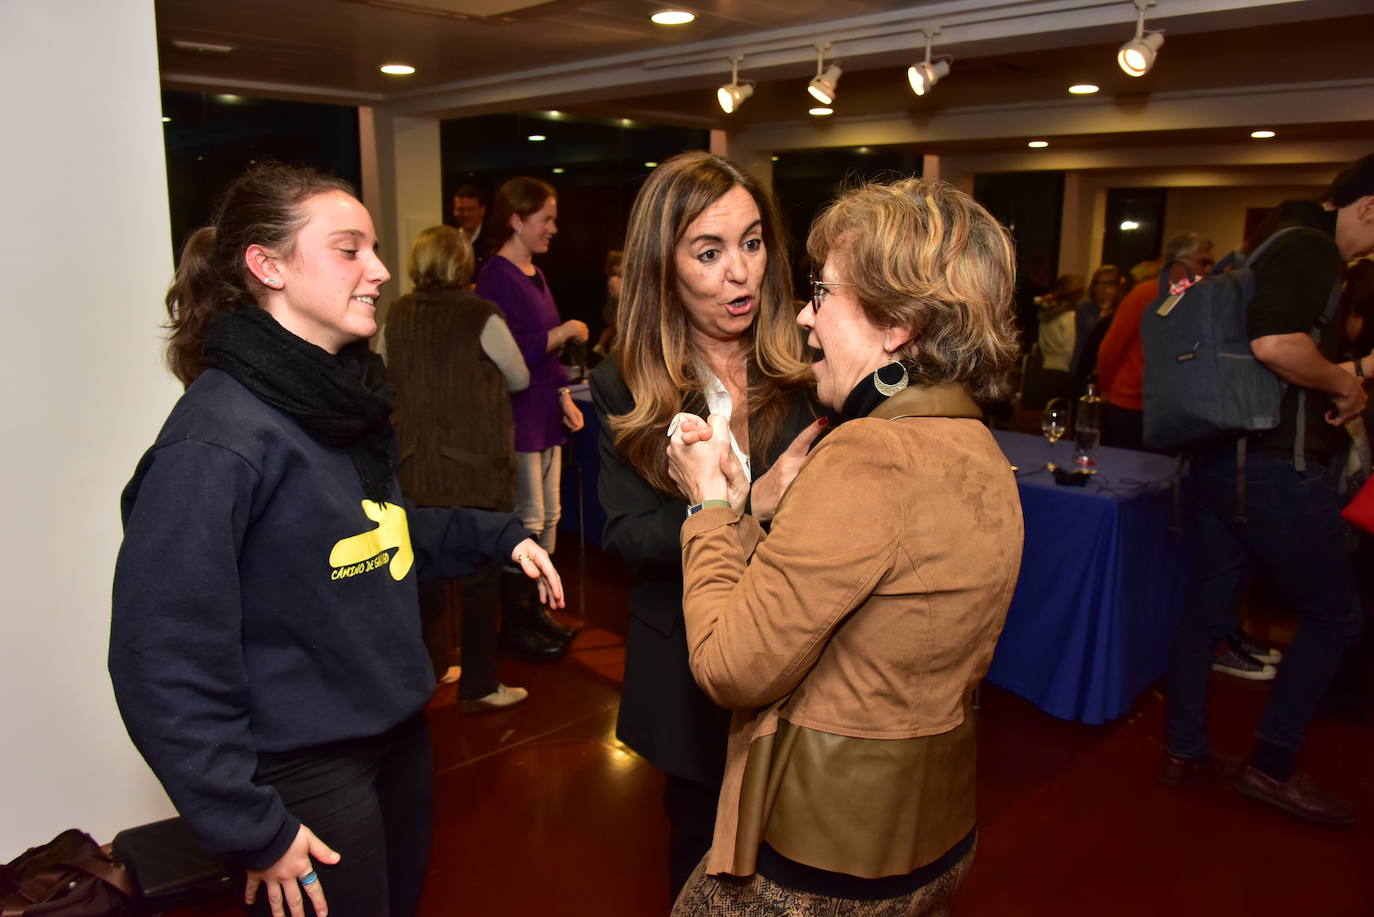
left=669, top=843, right=974, bottom=917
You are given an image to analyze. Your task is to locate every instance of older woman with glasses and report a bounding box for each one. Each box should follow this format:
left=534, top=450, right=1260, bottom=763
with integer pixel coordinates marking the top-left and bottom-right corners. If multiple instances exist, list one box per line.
left=665, top=178, right=1024, bottom=916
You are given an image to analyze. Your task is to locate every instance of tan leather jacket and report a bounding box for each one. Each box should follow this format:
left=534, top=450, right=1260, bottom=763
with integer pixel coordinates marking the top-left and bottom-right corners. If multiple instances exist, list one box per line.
left=680, top=384, right=1023, bottom=878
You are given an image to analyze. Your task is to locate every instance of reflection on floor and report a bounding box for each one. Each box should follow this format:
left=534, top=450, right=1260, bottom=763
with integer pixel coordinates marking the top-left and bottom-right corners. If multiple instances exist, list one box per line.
left=168, top=535, right=1371, bottom=916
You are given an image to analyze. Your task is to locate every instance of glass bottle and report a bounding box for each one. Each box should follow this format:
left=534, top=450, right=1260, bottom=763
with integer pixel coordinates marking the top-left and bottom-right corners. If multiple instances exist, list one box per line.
left=1075, top=382, right=1103, bottom=466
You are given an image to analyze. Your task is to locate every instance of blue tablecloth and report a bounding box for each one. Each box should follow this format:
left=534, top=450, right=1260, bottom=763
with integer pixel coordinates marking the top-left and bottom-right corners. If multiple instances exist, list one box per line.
left=986, top=431, right=1191, bottom=724
left=561, top=406, right=1190, bottom=725
left=559, top=387, right=606, bottom=546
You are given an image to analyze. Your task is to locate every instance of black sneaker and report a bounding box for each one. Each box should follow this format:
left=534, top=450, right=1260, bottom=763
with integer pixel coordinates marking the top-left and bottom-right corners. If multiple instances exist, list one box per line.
left=1212, top=645, right=1276, bottom=681
left=1230, top=630, right=1282, bottom=665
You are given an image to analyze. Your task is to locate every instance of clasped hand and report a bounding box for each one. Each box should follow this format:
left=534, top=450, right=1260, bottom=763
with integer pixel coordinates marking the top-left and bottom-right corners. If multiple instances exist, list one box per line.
left=667, top=413, right=828, bottom=521
left=667, top=414, right=747, bottom=512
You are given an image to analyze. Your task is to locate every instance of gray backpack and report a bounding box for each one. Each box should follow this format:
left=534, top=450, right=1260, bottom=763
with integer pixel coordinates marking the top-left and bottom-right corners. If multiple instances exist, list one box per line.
left=1139, top=226, right=1340, bottom=459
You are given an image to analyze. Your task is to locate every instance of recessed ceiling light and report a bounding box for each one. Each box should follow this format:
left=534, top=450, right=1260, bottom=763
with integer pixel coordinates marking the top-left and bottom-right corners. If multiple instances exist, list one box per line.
left=644, top=161, right=659, bottom=168
left=161, top=116, right=172, bottom=123
left=620, top=118, right=634, bottom=127
left=771, top=155, right=779, bottom=162
left=380, top=64, right=415, bottom=75
left=552, top=167, right=565, bottom=174
left=809, top=106, right=833, bottom=117
left=1028, top=140, right=1049, bottom=148
left=215, top=94, right=243, bottom=104
left=650, top=10, right=694, bottom=25
left=1120, top=220, right=1141, bottom=231
left=527, top=134, right=547, bottom=142
left=1068, top=84, right=1099, bottom=95
left=1250, top=129, right=1276, bottom=139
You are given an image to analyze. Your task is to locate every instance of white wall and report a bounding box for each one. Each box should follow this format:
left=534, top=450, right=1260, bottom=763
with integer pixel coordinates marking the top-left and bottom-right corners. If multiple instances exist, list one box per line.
left=0, top=0, right=180, bottom=854
left=1164, top=184, right=1327, bottom=255
left=360, top=109, right=441, bottom=324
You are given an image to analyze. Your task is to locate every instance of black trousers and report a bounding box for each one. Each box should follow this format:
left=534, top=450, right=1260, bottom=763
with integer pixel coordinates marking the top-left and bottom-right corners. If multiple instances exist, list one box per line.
left=418, top=563, right=501, bottom=700
left=663, top=773, right=722, bottom=904
left=1103, top=403, right=1145, bottom=452
left=247, top=713, right=433, bottom=917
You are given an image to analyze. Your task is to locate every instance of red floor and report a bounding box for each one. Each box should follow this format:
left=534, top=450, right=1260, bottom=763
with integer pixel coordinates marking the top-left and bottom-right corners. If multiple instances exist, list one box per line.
left=170, top=535, right=1373, bottom=916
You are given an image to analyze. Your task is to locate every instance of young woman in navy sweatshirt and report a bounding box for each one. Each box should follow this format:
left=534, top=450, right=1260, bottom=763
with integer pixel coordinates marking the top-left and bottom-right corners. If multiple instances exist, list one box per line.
left=109, top=164, right=563, bottom=917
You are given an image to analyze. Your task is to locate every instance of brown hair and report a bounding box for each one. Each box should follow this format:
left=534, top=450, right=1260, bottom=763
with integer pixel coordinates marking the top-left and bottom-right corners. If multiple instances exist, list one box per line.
left=1044, top=272, right=1088, bottom=316
left=1130, top=259, right=1162, bottom=285
left=611, top=151, right=811, bottom=493
left=164, top=163, right=355, bottom=386
left=408, top=225, right=475, bottom=289
left=807, top=177, right=1019, bottom=402
left=489, top=176, right=556, bottom=248
left=1088, top=264, right=1124, bottom=309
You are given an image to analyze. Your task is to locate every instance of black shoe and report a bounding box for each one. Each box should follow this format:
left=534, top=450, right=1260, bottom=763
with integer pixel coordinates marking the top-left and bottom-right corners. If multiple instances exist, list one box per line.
left=1234, top=765, right=1355, bottom=826
left=533, top=602, right=577, bottom=643
left=500, top=571, right=568, bottom=661
left=498, top=623, right=567, bottom=662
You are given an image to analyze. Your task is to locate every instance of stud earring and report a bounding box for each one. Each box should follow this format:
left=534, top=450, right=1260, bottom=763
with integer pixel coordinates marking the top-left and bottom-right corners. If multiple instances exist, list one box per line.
left=264, top=277, right=281, bottom=288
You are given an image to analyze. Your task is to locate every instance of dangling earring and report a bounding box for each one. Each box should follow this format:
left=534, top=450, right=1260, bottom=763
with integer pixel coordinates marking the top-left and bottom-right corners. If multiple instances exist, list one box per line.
left=872, top=360, right=909, bottom=397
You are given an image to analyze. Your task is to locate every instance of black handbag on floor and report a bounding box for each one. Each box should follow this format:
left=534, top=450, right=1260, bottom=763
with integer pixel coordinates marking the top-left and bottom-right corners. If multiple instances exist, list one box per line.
left=109, top=818, right=233, bottom=911
left=1, top=829, right=136, bottom=916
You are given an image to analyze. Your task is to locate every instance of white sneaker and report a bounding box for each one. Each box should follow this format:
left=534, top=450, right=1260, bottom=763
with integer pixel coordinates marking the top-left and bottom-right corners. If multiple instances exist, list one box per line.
left=459, top=683, right=529, bottom=713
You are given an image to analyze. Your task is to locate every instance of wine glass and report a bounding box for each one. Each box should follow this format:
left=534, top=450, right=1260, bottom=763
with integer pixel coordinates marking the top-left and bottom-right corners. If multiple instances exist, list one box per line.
left=1041, top=404, right=1068, bottom=470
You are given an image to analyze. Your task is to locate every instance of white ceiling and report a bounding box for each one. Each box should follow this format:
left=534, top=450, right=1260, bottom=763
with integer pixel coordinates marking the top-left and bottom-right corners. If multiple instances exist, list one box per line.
left=156, top=0, right=1374, bottom=155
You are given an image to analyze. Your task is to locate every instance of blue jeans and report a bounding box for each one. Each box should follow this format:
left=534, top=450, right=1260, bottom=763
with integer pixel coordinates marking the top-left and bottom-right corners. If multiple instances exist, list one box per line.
left=515, top=447, right=562, bottom=553
left=1165, top=445, right=1362, bottom=759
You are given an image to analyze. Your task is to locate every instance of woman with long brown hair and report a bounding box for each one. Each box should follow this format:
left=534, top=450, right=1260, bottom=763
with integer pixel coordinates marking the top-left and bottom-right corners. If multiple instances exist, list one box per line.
left=589, top=151, right=823, bottom=898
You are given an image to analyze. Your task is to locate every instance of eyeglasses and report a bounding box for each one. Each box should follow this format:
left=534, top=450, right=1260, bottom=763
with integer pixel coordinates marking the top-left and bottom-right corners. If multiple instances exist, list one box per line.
left=808, top=275, right=855, bottom=310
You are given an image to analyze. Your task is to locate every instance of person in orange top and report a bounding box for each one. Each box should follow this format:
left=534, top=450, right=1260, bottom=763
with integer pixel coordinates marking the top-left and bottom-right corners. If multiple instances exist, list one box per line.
left=1097, top=232, right=1214, bottom=450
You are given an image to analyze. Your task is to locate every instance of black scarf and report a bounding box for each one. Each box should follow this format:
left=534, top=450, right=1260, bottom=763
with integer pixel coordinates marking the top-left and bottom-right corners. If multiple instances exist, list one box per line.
left=839, top=361, right=911, bottom=421
left=204, top=309, right=396, bottom=503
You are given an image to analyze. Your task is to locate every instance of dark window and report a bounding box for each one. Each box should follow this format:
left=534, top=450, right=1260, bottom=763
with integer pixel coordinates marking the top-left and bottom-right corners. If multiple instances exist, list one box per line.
left=1101, top=187, right=1166, bottom=275
left=974, top=172, right=1065, bottom=349
left=161, top=90, right=362, bottom=257
left=441, top=113, right=708, bottom=336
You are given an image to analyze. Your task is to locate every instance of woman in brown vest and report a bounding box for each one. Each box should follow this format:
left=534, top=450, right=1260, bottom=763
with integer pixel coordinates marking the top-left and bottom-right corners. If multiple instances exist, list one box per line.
left=385, top=226, right=563, bottom=712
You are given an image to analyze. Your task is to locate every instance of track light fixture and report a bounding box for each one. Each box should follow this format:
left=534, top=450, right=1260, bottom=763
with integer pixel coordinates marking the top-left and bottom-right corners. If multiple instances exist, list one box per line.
left=907, top=29, right=951, bottom=97
left=717, top=56, right=754, bottom=114
left=1117, top=0, right=1164, bottom=77
left=807, top=44, right=842, bottom=106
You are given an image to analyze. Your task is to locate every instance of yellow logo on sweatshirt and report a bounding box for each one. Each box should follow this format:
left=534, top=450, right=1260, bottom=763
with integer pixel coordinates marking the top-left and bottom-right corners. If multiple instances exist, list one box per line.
left=329, top=500, right=414, bottom=582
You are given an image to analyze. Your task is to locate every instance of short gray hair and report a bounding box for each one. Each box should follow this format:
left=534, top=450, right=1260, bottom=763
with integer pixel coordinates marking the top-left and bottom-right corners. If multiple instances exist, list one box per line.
left=1163, top=232, right=1211, bottom=263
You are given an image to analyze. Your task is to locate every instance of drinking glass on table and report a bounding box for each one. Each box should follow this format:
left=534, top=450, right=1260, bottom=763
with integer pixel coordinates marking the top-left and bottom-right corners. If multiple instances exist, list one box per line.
left=1042, top=403, right=1068, bottom=470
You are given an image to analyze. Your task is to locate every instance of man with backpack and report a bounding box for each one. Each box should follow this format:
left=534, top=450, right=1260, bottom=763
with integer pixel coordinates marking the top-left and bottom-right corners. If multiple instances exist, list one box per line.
left=1159, top=154, right=1374, bottom=825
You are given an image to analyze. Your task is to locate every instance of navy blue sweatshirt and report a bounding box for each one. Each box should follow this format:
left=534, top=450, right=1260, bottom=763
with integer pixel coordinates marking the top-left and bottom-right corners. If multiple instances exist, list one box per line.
left=109, top=369, right=528, bottom=869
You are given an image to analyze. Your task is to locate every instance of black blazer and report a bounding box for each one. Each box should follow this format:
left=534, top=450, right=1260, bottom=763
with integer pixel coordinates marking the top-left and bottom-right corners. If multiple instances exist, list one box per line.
left=590, top=358, right=821, bottom=785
